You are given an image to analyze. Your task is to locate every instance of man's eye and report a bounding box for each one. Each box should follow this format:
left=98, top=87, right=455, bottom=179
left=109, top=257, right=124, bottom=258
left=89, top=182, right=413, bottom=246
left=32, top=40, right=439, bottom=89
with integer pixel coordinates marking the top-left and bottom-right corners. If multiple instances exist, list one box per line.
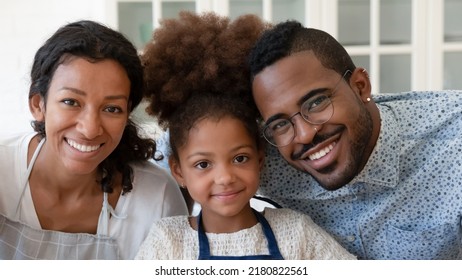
left=304, top=94, right=330, bottom=113
left=269, top=119, right=291, bottom=134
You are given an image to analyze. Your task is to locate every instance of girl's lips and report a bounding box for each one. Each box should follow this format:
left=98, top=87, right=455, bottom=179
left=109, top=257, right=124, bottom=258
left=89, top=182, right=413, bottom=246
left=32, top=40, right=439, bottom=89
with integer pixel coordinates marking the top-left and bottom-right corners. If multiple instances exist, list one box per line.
left=212, top=190, right=243, bottom=201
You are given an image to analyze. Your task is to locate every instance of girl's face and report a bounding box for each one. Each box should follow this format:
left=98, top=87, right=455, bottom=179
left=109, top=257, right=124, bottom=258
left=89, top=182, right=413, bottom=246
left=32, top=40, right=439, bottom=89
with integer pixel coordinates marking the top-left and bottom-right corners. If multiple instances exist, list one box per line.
left=29, top=57, right=131, bottom=175
left=170, top=116, right=264, bottom=221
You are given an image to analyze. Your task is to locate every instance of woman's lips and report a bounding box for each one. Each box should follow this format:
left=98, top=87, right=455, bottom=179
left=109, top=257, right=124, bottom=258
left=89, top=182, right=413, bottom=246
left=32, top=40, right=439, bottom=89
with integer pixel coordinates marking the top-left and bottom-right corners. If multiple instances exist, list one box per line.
left=66, top=138, right=102, bottom=153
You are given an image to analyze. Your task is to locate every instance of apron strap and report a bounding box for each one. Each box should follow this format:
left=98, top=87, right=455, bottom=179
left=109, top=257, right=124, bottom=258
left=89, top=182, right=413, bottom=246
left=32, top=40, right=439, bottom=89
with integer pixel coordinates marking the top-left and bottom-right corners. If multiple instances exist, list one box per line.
left=197, top=209, right=284, bottom=260
left=253, top=209, right=283, bottom=259
left=197, top=211, right=211, bottom=259
left=14, top=137, right=46, bottom=220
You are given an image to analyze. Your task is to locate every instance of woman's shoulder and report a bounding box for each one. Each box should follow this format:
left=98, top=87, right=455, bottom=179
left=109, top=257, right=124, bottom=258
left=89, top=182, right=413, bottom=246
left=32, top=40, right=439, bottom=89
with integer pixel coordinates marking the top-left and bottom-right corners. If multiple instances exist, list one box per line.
left=126, top=161, right=188, bottom=216
left=129, top=161, right=176, bottom=187
left=130, top=160, right=170, bottom=175
left=0, top=131, right=36, bottom=148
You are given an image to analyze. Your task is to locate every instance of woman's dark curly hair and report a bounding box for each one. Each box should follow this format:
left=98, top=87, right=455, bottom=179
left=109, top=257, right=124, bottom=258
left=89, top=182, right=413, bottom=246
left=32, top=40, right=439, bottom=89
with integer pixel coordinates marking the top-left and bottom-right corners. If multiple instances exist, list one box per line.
left=28, top=20, right=156, bottom=194
left=142, top=12, right=269, bottom=160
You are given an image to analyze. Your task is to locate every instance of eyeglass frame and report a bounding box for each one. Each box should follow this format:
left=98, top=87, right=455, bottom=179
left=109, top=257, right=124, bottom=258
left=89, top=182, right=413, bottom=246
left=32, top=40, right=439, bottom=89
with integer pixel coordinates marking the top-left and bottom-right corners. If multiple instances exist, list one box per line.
left=262, top=70, right=352, bottom=147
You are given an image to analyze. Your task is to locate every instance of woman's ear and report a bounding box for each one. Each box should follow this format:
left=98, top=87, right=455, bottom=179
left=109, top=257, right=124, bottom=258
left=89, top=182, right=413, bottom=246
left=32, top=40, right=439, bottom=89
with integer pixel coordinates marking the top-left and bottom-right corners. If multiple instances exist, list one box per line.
left=29, top=94, right=45, bottom=121
left=350, top=68, right=372, bottom=104
left=168, top=156, right=185, bottom=187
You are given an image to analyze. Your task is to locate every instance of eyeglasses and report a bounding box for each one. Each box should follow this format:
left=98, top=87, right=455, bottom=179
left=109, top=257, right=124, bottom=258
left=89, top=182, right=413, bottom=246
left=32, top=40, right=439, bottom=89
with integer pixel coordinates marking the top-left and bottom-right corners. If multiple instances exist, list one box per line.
left=262, top=70, right=351, bottom=147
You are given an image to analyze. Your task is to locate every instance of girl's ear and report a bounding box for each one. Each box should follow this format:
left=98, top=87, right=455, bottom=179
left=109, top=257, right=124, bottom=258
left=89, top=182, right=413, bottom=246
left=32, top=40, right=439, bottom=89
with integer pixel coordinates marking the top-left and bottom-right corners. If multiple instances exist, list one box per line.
left=169, top=156, right=186, bottom=187
left=29, top=94, right=45, bottom=121
left=350, top=67, right=372, bottom=104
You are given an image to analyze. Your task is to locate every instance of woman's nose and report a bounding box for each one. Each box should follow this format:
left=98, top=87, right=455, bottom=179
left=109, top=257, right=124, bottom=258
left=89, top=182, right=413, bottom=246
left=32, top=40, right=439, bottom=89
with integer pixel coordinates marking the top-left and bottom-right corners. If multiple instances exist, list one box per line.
left=76, top=111, right=103, bottom=139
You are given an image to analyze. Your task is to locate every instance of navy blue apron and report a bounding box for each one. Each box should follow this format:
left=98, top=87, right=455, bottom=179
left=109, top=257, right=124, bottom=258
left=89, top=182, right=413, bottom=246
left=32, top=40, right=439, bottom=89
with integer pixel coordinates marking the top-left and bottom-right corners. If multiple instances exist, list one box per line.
left=197, top=209, right=284, bottom=260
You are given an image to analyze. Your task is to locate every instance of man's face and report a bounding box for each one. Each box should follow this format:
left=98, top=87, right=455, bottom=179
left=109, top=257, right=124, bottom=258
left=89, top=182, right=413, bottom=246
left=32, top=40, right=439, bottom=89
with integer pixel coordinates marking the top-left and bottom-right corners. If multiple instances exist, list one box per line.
left=252, top=51, right=376, bottom=190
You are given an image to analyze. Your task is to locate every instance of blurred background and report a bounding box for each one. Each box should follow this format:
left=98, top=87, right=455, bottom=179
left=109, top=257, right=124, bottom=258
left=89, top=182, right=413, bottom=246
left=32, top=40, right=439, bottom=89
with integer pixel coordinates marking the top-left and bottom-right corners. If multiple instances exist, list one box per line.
left=1, top=0, right=462, bottom=135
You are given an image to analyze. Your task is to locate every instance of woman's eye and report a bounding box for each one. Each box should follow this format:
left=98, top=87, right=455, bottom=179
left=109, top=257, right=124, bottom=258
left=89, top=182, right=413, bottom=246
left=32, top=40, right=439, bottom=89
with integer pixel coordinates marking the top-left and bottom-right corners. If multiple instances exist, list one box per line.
left=62, top=99, right=78, bottom=107
left=104, top=106, right=123, bottom=113
left=234, top=155, right=249, bottom=163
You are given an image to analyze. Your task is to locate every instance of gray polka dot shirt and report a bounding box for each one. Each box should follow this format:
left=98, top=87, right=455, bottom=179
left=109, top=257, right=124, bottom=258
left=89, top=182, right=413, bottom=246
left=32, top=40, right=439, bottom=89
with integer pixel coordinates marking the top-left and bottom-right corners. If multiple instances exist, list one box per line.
left=258, top=90, right=462, bottom=260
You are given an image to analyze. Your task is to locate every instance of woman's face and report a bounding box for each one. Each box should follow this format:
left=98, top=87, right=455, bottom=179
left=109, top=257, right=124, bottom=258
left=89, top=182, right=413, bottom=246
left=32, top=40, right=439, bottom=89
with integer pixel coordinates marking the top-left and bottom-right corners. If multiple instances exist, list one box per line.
left=30, top=57, right=131, bottom=175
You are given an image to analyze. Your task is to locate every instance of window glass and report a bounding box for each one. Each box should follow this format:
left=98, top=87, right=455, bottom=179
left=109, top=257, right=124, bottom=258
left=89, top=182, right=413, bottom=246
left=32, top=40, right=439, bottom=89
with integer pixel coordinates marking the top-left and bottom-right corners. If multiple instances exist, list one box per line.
left=444, top=0, right=462, bottom=42
left=272, top=0, right=304, bottom=23
left=443, top=52, right=462, bottom=89
left=380, top=0, right=412, bottom=45
left=118, top=2, right=153, bottom=50
left=380, top=54, right=411, bottom=93
left=230, top=0, right=262, bottom=19
left=338, top=0, right=370, bottom=46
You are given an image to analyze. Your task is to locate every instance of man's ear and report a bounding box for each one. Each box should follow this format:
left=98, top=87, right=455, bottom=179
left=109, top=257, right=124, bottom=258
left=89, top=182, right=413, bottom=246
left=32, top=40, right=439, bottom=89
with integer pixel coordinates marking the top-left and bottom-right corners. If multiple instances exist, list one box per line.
left=29, top=94, right=45, bottom=121
left=169, top=156, right=186, bottom=187
left=350, top=68, right=372, bottom=104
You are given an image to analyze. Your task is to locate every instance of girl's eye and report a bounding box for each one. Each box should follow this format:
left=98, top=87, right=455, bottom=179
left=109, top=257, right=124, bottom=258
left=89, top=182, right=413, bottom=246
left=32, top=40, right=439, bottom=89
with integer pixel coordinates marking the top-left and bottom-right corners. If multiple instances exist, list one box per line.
left=62, top=99, right=78, bottom=107
left=104, top=106, right=123, bottom=113
left=195, top=161, right=210, bottom=170
left=234, top=155, right=249, bottom=164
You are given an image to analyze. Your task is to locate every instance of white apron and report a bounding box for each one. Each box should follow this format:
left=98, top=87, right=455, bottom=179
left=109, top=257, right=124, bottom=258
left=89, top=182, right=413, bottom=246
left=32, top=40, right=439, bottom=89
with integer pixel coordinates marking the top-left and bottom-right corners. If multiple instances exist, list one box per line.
left=0, top=138, right=122, bottom=259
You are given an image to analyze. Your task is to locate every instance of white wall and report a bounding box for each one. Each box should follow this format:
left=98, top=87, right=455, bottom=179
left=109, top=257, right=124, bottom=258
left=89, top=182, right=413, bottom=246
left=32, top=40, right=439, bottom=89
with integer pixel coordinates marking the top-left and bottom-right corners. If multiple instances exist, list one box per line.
left=0, top=0, right=112, bottom=135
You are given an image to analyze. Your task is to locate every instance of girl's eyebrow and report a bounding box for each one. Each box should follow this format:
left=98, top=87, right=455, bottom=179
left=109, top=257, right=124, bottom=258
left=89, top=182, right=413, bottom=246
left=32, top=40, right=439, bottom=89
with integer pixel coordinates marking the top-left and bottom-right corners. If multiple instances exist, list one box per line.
left=186, top=144, right=255, bottom=160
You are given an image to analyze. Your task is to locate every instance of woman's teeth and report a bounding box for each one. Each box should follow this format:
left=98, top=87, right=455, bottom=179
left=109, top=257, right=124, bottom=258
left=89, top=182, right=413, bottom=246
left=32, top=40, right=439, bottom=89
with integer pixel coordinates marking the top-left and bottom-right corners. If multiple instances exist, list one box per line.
left=66, top=139, right=100, bottom=152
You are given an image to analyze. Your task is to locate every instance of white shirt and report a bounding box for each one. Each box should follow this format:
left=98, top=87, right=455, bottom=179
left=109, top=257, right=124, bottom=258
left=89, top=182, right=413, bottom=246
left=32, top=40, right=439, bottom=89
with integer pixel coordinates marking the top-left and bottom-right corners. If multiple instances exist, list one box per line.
left=0, top=132, right=188, bottom=259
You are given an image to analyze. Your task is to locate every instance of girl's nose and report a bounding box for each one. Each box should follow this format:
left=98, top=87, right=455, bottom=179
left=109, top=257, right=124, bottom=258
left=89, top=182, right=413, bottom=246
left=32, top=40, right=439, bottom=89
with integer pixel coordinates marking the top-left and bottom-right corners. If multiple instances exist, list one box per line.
left=214, top=164, right=235, bottom=185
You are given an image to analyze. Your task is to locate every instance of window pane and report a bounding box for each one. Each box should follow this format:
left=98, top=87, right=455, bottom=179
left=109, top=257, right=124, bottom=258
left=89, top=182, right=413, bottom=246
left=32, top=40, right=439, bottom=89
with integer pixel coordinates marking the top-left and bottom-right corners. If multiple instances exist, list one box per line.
left=351, top=55, right=370, bottom=71
left=444, top=0, right=462, bottom=42
left=162, top=1, right=195, bottom=19
left=118, top=2, right=153, bottom=50
left=380, top=0, right=412, bottom=45
left=380, top=54, right=411, bottom=92
left=230, top=0, right=262, bottom=19
left=338, top=0, right=370, bottom=46
left=272, top=0, right=305, bottom=24
left=443, top=52, right=462, bottom=89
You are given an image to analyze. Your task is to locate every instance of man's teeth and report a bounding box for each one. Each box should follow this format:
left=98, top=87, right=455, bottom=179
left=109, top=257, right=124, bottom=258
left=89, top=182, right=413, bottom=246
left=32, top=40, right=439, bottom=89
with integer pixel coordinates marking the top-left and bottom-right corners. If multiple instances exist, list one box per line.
left=309, top=143, right=334, bottom=161
left=66, top=139, right=100, bottom=152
